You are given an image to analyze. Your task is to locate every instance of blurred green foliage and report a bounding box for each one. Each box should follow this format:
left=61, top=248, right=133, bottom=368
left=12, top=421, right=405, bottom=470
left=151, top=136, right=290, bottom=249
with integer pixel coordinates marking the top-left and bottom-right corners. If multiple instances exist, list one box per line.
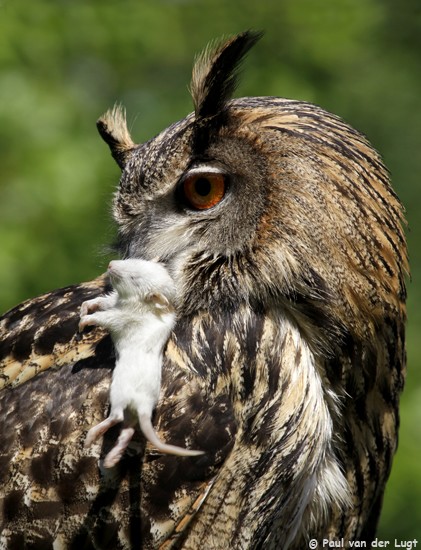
left=0, top=0, right=420, bottom=541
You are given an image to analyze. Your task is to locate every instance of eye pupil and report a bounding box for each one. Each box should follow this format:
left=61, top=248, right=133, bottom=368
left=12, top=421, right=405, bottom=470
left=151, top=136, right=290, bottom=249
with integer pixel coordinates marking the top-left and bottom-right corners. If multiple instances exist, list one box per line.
left=195, top=177, right=212, bottom=197
left=180, top=170, right=227, bottom=210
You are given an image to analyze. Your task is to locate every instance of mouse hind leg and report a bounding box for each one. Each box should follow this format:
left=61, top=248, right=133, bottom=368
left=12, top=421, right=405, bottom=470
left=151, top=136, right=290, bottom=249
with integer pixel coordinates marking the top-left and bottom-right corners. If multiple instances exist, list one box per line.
left=84, top=410, right=124, bottom=448
left=103, top=426, right=136, bottom=468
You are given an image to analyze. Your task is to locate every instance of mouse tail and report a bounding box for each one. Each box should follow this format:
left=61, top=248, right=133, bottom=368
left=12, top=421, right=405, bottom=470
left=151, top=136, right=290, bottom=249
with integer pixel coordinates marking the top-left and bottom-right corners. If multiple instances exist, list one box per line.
left=138, top=413, right=204, bottom=457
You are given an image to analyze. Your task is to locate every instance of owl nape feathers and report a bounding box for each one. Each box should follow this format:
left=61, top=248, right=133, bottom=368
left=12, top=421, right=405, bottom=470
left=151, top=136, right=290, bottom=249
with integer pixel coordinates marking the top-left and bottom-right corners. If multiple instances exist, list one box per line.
left=0, top=32, right=408, bottom=549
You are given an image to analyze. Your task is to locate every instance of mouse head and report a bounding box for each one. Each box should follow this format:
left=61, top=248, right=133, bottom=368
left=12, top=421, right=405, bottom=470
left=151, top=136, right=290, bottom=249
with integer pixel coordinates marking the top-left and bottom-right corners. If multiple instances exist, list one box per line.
left=108, top=259, right=177, bottom=311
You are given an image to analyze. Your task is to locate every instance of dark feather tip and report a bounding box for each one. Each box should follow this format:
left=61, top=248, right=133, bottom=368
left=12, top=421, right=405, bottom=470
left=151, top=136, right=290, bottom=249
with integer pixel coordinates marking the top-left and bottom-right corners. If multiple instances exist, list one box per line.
left=190, top=30, right=263, bottom=121
left=96, top=104, right=135, bottom=169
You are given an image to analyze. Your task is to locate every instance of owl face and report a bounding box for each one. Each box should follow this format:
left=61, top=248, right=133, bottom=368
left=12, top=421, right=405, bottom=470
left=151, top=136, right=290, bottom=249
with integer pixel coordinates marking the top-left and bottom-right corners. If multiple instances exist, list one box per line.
left=114, top=110, right=267, bottom=266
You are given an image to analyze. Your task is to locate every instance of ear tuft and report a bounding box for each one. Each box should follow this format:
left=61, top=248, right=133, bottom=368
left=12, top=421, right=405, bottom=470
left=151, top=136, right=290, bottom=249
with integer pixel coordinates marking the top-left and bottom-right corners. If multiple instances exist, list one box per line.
left=190, top=30, right=263, bottom=122
left=97, top=104, right=135, bottom=169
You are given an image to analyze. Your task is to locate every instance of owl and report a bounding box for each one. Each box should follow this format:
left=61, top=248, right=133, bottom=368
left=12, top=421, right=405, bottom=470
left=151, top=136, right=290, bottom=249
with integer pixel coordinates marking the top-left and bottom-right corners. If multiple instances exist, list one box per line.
left=0, top=32, right=408, bottom=549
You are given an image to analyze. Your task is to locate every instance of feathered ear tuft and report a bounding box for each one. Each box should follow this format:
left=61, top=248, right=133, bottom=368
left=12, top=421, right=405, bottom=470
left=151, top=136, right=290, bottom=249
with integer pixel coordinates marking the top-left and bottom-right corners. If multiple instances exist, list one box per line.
left=97, top=104, right=135, bottom=169
left=190, top=31, right=263, bottom=122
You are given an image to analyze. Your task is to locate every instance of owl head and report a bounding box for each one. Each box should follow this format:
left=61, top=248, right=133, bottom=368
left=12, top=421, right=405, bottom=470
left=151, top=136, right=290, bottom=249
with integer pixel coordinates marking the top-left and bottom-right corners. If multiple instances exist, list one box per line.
left=97, top=31, right=407, bottom=352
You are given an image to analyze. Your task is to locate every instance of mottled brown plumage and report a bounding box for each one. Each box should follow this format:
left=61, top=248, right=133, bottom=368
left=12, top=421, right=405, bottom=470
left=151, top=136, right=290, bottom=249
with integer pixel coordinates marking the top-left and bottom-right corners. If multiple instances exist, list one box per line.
left=0, top=32, right=408, bottom=549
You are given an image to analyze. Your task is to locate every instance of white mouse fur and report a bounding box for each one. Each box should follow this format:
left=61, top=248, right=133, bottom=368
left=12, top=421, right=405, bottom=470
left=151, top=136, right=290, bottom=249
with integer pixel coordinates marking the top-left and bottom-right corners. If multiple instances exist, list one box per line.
left=80, top=259, right=203, bottom=467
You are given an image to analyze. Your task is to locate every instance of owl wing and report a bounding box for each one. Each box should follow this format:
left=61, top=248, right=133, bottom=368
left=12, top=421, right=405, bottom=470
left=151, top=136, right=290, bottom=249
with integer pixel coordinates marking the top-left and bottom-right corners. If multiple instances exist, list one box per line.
left=0, top=280, right=236, bottom=549
left=0, top=275, right=109, bottom=390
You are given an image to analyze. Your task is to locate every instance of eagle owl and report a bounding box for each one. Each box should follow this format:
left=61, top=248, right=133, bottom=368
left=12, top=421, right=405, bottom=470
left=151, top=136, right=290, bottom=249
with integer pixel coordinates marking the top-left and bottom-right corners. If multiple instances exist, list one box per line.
left=0, top=32, right=408, bottom=549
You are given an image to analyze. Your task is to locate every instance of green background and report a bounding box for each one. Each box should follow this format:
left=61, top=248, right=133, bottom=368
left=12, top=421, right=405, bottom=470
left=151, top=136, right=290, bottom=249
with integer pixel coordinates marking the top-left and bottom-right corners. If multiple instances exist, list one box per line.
left=0, top=0, right=419, bottom=541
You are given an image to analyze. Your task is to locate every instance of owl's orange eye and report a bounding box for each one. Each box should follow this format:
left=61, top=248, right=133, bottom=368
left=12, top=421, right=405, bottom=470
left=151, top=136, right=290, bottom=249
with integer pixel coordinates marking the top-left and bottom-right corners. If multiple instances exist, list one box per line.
left=181, top=172, right=227, bottom=210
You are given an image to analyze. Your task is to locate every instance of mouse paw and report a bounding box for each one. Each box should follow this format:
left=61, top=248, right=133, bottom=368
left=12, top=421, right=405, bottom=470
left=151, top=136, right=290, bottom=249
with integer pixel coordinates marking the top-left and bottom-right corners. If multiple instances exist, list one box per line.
left=80, top=298, right=101, bottom=318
